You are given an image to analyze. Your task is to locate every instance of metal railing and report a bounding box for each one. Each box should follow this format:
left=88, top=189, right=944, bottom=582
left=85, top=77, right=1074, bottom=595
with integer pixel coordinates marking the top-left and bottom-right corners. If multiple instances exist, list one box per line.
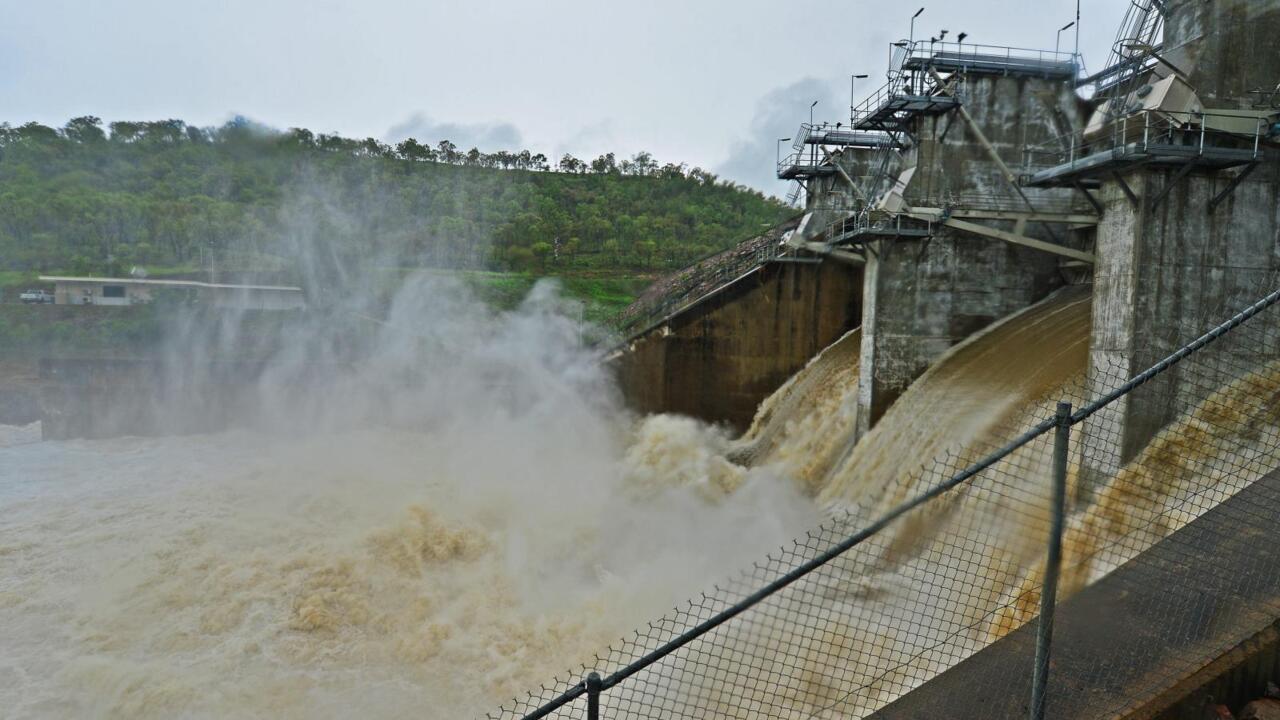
left=777, top=122, right=885, bottom=179
left=851, top=79, right=917, bottom=129
left=904, top=41, right=1078, bottom=77
left=815, top=188, right=1084, bottom=248
left=784, top=183, right=803, bottom=207
left=776, top=150, right=817, bottom=177
left=850, top=40, right=916, bottom=130
left=822, top=205, right=938, bottom=245
left=777, top=123, right=822, bottom=178
left=495, top=280, right=1280, bottom=720
left=1085, top=0, right=1163, bottom=94
left=614, top=221, right=797, bottom=339
left=852, top=41, right=1078, bottom=130
left=1024, top=108, right=1270, bottom=170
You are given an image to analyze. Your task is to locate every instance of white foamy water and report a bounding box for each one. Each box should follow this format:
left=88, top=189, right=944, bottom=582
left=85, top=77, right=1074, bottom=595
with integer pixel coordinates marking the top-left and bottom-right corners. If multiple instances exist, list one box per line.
left=0, top=430, right=813, bottom=719
left=0, top=276, right=819, bottom=719
left=10, top=274, right=1277, bottom=720
left=0, top=422, right=40, bottom=449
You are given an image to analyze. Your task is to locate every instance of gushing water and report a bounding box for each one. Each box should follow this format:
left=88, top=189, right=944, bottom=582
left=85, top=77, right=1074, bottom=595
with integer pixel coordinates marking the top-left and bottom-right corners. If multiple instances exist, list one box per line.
left=627, top=284, right=1280, bottom=716
left=0, top=276, right=818, bottom=719
left=5, top=275, right=1278, bottom=719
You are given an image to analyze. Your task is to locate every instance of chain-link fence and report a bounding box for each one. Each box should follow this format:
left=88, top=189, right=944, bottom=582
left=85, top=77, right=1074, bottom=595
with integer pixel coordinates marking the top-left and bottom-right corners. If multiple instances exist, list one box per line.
left=492, top=279, right=1280, bottom=720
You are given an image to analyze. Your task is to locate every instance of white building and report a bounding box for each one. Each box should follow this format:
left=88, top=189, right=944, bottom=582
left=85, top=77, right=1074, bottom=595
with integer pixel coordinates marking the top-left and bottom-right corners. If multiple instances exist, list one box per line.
left=39, top=276, right=307, bottom=311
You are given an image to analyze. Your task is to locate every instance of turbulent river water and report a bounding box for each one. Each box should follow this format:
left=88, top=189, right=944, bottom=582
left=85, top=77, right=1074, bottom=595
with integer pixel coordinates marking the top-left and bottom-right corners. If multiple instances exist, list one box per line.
left=0, top=280, right=819, bottom=719
left=3, top=280, right=1279, bottom=719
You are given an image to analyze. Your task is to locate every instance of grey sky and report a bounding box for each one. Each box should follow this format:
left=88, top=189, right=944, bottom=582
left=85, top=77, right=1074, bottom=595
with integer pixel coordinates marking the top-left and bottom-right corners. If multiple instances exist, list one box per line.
left=1, top=0, right=1123, bottom=194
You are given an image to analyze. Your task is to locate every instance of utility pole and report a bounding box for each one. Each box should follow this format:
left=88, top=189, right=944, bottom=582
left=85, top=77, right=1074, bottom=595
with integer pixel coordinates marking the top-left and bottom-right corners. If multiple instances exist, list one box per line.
left=1074, top=0, right=1081, bottom=61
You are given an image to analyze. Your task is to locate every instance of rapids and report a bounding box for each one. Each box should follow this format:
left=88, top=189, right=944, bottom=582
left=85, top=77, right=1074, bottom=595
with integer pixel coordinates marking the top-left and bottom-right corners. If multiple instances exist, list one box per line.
left=4, top=278, right=1279, bottom=719
left=625, top=283, right=1280, bottom=716
left=0, top=278, right=819, bottom=719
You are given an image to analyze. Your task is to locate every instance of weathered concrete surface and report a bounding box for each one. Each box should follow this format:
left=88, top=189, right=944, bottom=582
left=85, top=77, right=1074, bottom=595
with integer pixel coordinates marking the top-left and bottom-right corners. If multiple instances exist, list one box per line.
left=855, top=233, right=1070, bottom=433
left=1084, top=162, right=1280, bottom=479
left=854, top=71, right=1091, bottom=434
left=875, top=467, right=1280, bottom=720
left=807, top=146, right=883, bottom=223
left=1164, top=0, right=1280, bottom=110
left=613, top=260, right=860, bottom=431
left=39, top=358, right=274, bottom=439
left=1077, top=0, right=1280, bottom=479
left=907, top=74, right=1084, bottom=209
left=0, top=361, right=41, bottom=425
left=0, top=387, right=40, bottom=425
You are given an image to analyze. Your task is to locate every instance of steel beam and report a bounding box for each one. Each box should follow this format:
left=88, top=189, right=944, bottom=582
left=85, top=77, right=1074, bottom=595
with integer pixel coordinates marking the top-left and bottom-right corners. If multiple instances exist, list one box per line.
left=1073, top=182, right=1105, bottom=214
left=949, top=208, right=1097, bottom=225
left=908, top=207, right=1099, bottom=226
left=1149, top=161, right=1197, bottom=213
left=927, top=68, right=1065, bottom=244
left=1111, top=172, right=1140, bottom=208
left=821, top=148, right=869, bottom=203
left=803, top=241, right=866, bottom=265
left=1208, top=162, right=1260, bottom=214
left=922, top=215, right=1096, bottom=263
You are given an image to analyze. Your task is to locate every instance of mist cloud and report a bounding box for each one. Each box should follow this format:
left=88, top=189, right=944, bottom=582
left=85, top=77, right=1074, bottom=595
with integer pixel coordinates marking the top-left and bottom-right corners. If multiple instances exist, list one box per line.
left=716, top=77, right=844, bottom=198
left=385, top=112, right=523, bottom=151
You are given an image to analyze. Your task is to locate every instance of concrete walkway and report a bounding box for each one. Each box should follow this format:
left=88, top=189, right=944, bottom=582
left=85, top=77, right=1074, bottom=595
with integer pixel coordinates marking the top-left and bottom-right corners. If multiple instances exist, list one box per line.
left=875, top=468, right=1280, bottom=719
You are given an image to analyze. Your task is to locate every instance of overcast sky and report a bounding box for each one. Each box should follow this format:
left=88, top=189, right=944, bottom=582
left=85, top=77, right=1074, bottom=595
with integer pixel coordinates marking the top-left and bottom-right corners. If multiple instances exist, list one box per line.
left=1, top=0, right=1124, bottom=195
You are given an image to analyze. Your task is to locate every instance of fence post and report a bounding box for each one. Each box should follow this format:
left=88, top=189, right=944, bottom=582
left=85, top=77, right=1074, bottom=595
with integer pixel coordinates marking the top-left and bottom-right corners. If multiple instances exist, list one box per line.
left=1030, top=401, right=1072, bottom=720
left=586, top=672, right=602, bottom=720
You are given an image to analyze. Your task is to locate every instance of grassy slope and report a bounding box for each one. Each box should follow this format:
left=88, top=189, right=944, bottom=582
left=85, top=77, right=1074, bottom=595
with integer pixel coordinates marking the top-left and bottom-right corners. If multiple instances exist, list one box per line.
left=455, top=271, right=651, bottom=325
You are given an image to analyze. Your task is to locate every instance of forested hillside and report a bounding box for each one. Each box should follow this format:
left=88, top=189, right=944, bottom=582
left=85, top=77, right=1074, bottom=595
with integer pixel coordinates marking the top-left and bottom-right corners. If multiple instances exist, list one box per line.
left=0, top=117, right=790, bottom=283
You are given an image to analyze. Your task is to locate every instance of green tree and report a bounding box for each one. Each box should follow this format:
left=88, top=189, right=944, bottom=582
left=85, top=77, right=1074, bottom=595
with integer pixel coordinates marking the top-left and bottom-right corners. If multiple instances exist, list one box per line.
left=64, top=116, right=106, bottom=144
left=0, top=117, right=792, bottom=282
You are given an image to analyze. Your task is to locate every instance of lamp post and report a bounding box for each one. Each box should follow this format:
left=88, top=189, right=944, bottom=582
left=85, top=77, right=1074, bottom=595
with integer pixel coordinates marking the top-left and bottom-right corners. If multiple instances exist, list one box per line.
left=1056, top=21, right=1075, bottom=56
left=850, top=72, right=869, bottom=96
left=909, top=7, right=924, bottom=47
left=777, top=137, right=792, bottom=169
left=808, top=101, right=820, bottom=166
left=850, top=73, right=869, bottom=124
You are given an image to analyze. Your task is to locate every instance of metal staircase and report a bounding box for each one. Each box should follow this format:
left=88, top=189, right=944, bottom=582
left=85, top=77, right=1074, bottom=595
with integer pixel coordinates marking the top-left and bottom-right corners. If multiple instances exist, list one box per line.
left=1086, top=0, right=1165, bottom=99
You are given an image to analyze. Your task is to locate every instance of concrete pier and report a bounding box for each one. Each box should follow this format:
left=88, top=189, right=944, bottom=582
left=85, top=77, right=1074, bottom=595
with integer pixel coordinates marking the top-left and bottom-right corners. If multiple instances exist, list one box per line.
left=1076, top=0, right=1280, bottom=479
left=615, top=0, right=1280, bottom=462
left=852, top=70, right=1091, bottom=434
left=1084, top=166, right=1280, bottom=478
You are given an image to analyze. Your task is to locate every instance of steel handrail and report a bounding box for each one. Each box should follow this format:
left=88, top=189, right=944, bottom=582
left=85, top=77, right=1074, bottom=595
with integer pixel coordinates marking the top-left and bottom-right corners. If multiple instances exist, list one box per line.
left=909, top=41, right=1076, bottom=67
left=1025, top=108, right=1271, bottom=170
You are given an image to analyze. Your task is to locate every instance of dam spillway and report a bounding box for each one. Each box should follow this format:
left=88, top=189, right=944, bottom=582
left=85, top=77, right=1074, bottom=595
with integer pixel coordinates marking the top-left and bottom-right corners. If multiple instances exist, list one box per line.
left=581, top=1, right=1280, bottom=717
left=8, top=2, right=1280, bottom=718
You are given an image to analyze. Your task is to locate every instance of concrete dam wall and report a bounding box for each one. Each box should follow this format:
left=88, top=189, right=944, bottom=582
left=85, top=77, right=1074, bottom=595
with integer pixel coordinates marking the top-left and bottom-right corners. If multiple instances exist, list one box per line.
left=614, top=255, right=860, bottom=431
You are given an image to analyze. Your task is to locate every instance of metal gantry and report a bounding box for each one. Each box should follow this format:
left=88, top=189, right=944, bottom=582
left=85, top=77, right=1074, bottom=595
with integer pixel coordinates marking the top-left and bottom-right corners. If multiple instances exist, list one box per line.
left=1024, top=109, right=1270, bottom=190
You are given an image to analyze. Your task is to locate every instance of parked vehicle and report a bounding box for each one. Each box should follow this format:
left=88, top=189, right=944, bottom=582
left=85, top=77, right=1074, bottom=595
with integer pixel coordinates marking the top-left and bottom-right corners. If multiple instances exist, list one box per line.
left=19, top=289, right=55, bottom=304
